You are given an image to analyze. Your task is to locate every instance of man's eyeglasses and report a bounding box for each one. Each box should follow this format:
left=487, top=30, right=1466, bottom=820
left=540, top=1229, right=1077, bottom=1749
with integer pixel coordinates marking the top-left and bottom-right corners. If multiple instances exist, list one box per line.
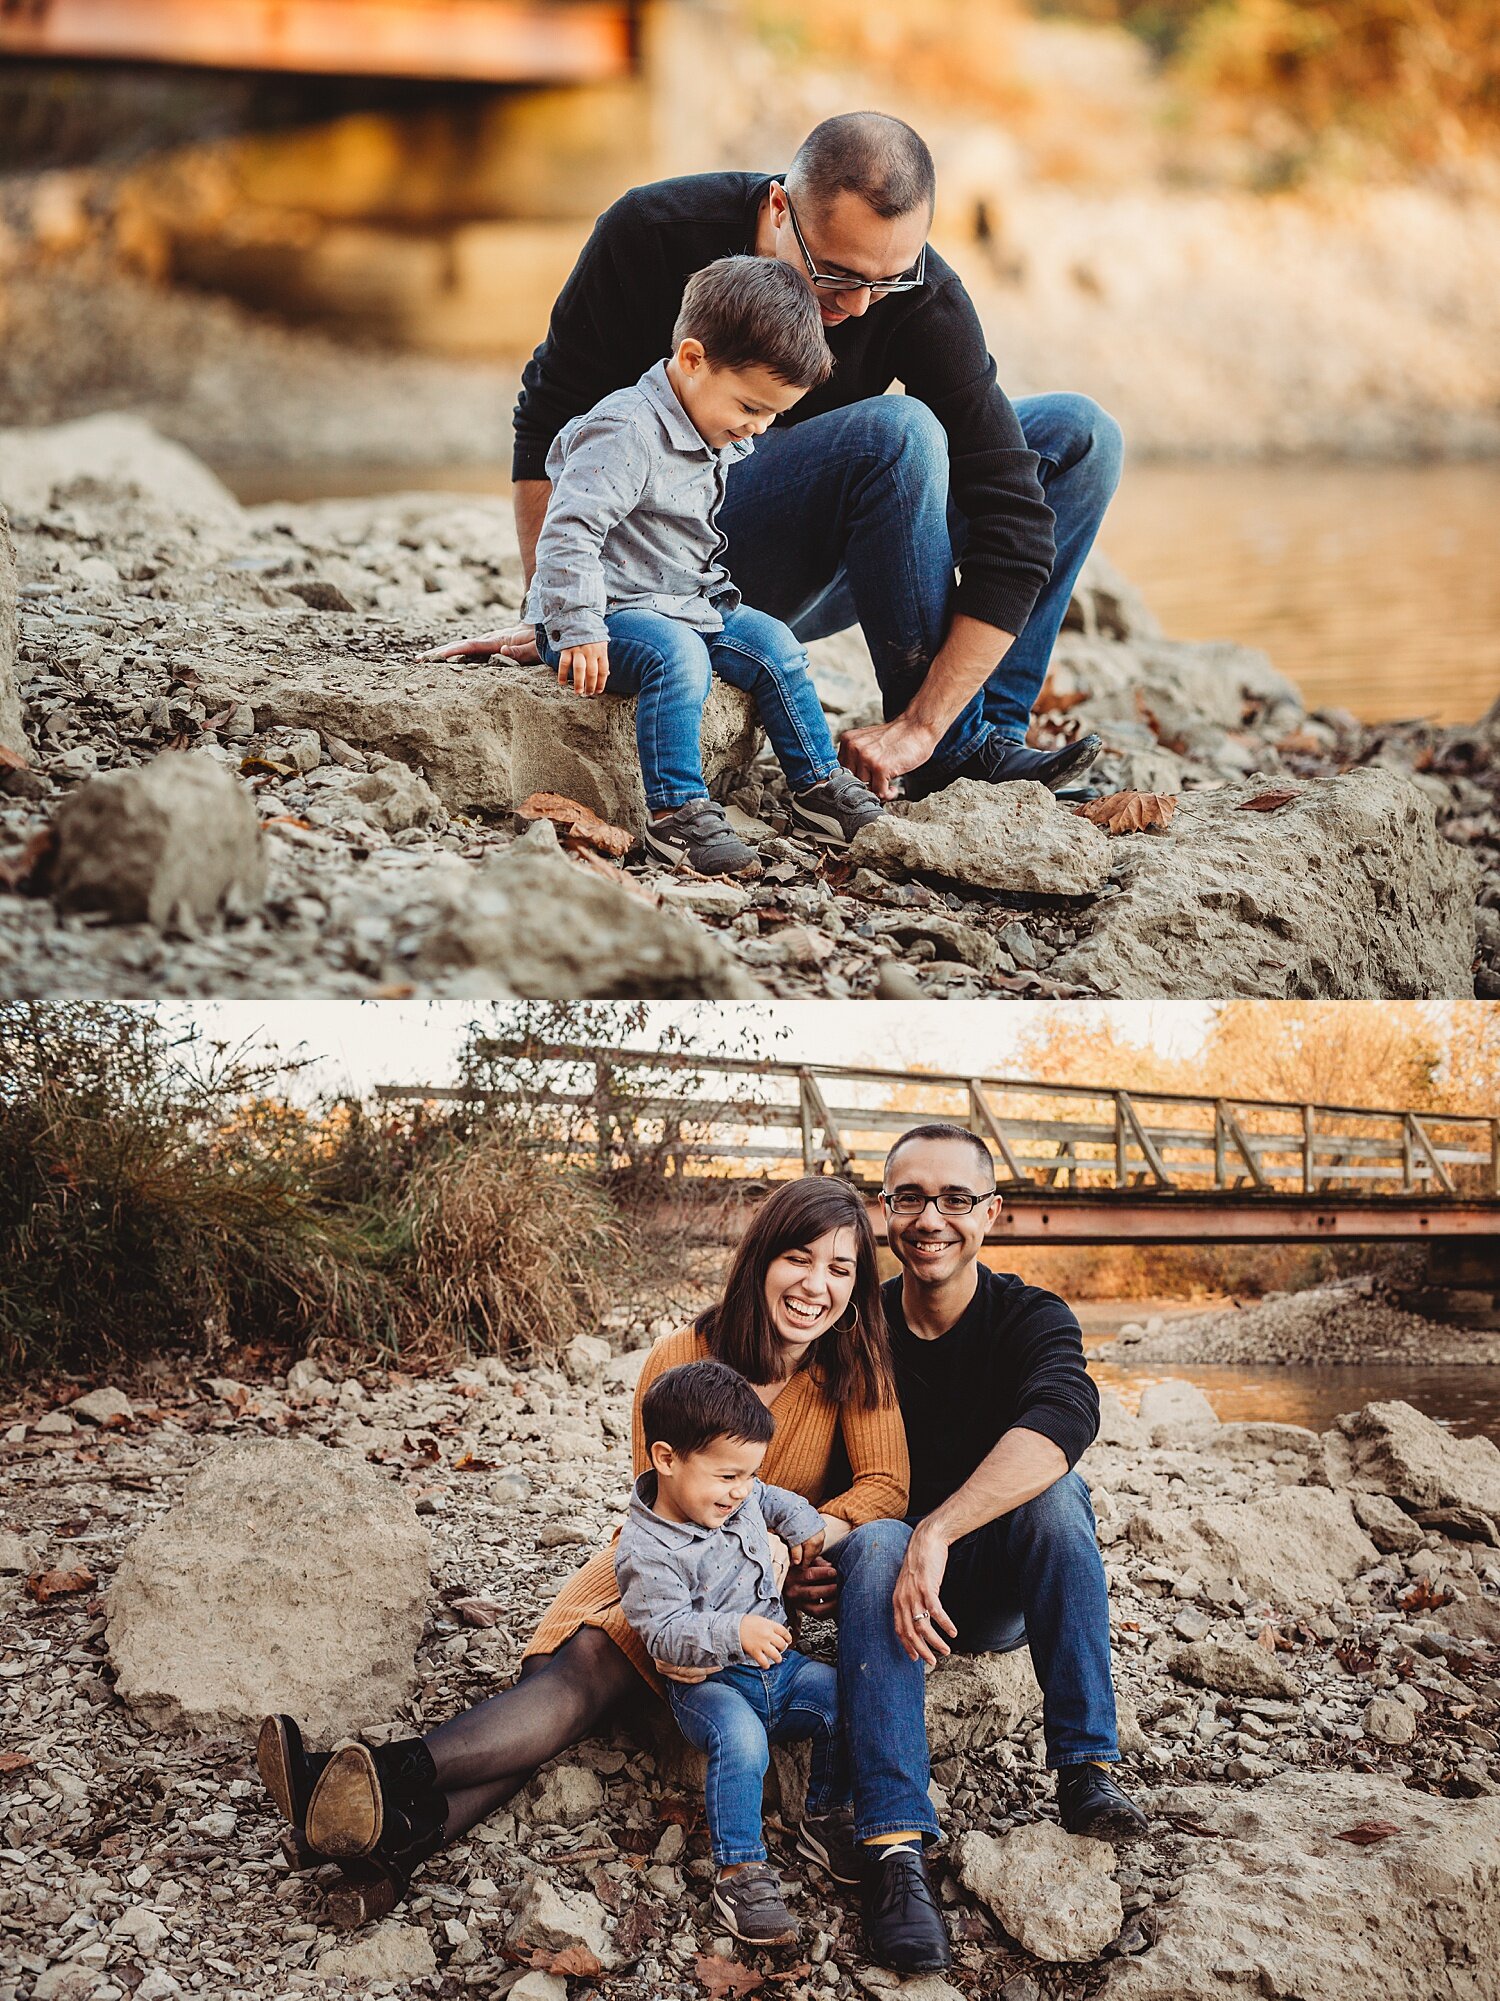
left=783, top=192, right=926, bottom=300
left=881, top=1189, right=995, bottom=1217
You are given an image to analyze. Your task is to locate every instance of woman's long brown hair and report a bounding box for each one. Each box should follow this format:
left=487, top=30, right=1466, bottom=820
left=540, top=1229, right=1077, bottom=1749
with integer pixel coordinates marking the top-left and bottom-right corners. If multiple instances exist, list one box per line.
left=695, top=1177, right=892, bottom=1409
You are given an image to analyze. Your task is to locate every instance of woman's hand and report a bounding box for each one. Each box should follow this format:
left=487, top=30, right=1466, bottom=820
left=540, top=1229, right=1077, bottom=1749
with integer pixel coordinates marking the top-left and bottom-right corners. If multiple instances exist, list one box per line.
left=740, top=1614, right=791, bottom=1667
left=559, top=641, right=610, bottom=697
left=418, top=622, right=540, bottom=664
left=785, top=1527, right=825, bottom=1568
left=893, top=1520, right=958, bottom=1665
left=766, top=1533, right=792, bottom=1593
left=655, top=1657, right=712, bottom=1685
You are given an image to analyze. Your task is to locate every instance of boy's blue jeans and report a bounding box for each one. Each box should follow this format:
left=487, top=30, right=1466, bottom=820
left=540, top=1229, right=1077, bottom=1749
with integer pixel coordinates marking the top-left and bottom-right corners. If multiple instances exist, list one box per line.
left=537, top=603, right=837, bottom=813
left=718, top=392, right=1123, bottom=788
left=829, top=1476, right=1120, bottom=1845
left=667, top=1648, right=851, bottom=1866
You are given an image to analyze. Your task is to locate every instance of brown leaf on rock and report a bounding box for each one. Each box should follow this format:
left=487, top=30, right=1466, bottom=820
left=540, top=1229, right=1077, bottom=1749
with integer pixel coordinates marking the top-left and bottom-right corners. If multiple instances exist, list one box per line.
left=0, top=824, right=57, bottom=894
left=532, top=1945, right=603, bottom=1977
left=27, top=1567, right=97, bottom=1602
left=519, top=791, right=635, bottom=858
left=695, top=1955, right=764, bottom=1999
left=1035, top=673, right=1090, bottom=715
left=0, top=744, right=30, bottom=772
left=1256, top=1623, right=1280, bottom=1653
left=1397, top=1577, right=1455, bottom=1613
left=451, top=1451, right=496, bottom=1472
left=1236, top=790, right=1300, bottom=812
left=0, top=1752, right=33, bottom=1774
left=1335, top=1820, right=1402, bottom=1846
left=1074, top=790, right=1177, bottom=835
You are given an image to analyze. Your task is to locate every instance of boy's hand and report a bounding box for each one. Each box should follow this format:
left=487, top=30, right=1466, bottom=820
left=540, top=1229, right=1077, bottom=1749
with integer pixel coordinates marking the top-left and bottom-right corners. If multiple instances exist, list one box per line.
left=558, top=642, right=609, bottom=697
left=419, top=622, right=540, bottom=664
left=740, top=1614, right=792, bottom=1668
left=785, top=1528, right=826, bottom=1568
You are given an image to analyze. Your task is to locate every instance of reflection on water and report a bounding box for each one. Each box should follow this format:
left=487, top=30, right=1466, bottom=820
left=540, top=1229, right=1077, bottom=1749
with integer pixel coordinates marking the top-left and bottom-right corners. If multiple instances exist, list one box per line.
left=1104, top=460, right=1500, bottom=727
left=223, top=456, right=1500, bottom=728
left=1088, top=1347, right=1500, bottom=1446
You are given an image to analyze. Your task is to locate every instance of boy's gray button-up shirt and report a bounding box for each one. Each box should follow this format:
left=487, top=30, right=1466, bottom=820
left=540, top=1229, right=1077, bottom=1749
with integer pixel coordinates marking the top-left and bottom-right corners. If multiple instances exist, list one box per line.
left=524, top=360, right=754, bottom=650
left=614, top=1470, right=826, bottom=1671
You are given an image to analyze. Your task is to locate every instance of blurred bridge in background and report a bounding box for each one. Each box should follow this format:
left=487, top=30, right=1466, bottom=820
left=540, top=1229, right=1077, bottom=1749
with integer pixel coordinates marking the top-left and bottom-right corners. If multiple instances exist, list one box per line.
left=378, top=1042, right=1500, bottom=1250
left=0, top=0, right=637, bottom=83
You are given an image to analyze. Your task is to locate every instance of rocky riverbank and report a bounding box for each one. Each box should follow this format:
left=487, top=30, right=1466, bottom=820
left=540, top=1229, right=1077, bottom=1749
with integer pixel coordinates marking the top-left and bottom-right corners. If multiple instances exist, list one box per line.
left=3, top=1341, right=1499, bottom=2001
left=1113, top=1277, right=1500, bottom=1369
left=1, top=415, right=1494, bottom=1001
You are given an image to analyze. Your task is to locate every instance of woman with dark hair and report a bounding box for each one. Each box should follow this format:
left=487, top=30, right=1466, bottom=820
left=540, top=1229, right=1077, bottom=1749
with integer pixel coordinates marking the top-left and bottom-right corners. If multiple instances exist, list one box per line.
left=256, top=1175, right=920, bottom=1945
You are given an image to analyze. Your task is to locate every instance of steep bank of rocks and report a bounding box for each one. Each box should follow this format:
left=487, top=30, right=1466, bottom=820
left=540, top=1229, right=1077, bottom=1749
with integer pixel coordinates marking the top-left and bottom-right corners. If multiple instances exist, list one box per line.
left=1114, top=1276, right=1500, bottom=1368
left=0, top=417, right=1492, bottom=1000
left=3, top=1346, right=1499, bottom=2001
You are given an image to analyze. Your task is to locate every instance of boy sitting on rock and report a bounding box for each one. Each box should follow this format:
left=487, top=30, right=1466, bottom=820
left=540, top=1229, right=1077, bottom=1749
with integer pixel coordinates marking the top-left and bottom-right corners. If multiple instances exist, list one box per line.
left=526, top=255, right=884, bottom=874
left=615, top=1360, right=856, bottom=1945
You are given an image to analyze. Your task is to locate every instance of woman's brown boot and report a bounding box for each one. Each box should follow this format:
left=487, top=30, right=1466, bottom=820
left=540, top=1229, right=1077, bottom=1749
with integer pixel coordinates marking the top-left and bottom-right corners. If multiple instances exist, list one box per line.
left=304, top=1737, right=442, bottom=1860
left=322, top=1785, right=447, bottom=1929
left=256, top=1715, right=329, bottom=1830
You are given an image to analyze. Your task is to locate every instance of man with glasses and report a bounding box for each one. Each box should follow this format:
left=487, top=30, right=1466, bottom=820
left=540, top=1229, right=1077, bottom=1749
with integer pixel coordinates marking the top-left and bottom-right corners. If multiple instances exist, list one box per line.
left=433, top=111, right=1119, bottom=805
left=787, top=1120, right=1146, bottom=1970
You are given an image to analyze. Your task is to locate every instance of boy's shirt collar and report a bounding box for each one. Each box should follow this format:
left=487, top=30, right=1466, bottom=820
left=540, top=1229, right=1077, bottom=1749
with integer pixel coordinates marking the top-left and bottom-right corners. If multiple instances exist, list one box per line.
left=637, top=360, right=756, bottom=464
left=630, top=1467, right=750, bottom=1541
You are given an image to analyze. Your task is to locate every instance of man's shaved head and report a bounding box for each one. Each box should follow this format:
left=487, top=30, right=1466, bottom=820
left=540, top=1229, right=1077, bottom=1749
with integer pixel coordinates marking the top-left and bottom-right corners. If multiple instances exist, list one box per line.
left=787, top=111, right=936, bottom=225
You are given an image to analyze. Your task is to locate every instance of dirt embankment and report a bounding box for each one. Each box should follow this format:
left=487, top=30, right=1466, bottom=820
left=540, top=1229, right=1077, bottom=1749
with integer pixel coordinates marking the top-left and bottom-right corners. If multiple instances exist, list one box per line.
left=1113, top=1276, right=1500, bottom=1368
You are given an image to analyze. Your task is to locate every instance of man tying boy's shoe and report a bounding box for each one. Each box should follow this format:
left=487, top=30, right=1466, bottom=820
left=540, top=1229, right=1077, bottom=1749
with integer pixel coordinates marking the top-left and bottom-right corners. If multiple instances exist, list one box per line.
left=526, top=254, right=885, bottom=874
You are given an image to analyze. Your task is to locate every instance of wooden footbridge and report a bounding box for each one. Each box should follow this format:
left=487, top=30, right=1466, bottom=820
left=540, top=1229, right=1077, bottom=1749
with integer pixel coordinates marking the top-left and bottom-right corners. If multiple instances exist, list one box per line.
left=378, top=1043, right=1500, bottom=1247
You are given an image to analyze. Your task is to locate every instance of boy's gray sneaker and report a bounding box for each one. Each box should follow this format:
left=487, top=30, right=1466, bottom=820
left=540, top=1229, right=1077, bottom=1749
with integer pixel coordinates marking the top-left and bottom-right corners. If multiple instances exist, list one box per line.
left=643, top=798, right=756, bottom=875
left=789, top=769, right=885, bottom=846
left=712, top=1862, right=800, bottom=1946
left=795, top=1807, right=862, bottom=1885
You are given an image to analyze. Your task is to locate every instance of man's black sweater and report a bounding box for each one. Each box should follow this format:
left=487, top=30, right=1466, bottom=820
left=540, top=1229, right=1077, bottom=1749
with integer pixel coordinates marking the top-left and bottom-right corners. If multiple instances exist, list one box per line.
left=882, top=1266, right=1099, bottom=1521
left=512, top=171, right=1057, bottom=639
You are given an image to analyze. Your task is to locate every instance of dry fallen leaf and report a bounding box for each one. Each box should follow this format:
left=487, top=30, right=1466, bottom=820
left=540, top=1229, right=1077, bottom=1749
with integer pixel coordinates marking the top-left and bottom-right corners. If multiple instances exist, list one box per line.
left=1335, top=1820, right=1402, bottom=1846
left=0, top=1752, right=33, bottom=1774
left=519, top=790, right=635, bottom=858
left=531, top=1945, right=603, bottom=1977
left=1256, top=1623, right=1279, bottom=1653
left=27, top=1567, right=97, bottom=1603
left=1236, top=789, right=1300, bottom=812
left=694, top=1955, right=764, bottom=1999
left=450, top=1597, right=506, bottom=1628
left=1074, top=790, right=1177, bottom=835
left=1034, top=672, right=1090, bottom=715
left=0, top=744, right=30, bottom=772
left=451, top=1451, right=496, bottom=1472
left=0, top=825, right=57, bottom=894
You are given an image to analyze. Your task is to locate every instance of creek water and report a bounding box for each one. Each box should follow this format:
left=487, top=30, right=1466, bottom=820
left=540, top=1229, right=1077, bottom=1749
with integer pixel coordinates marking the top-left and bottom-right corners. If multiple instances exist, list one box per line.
left=222, top=456, right=1500, bottom=730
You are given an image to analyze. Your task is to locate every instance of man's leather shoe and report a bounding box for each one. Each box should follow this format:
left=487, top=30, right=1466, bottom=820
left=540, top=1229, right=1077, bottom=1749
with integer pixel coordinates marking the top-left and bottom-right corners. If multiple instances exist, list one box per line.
left=861, top=1844, right=952, bottom=1974
left=1057, top=1763, right=1149, bottom=1840
left=906, top=730, right=1103, bottom=801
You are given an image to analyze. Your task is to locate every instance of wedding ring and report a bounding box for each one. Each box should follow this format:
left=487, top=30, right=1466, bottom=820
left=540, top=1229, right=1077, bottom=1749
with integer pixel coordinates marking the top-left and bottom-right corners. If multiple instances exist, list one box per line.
left=913, top=1611, right=928, bottom=1622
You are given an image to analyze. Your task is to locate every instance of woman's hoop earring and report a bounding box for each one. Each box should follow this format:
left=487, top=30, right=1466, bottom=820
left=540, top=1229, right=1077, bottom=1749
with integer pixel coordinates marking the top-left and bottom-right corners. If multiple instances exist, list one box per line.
left=830, top=1307, right=858, bottom=1338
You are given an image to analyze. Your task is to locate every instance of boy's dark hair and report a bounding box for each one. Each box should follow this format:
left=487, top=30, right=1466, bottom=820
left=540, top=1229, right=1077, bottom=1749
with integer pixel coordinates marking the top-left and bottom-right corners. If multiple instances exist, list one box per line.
left=642, top=1359, right=775, bottom=1458
left=672, top=256, right=833, bottom=390
left=885, top=1123, right=996, bottom=1185
left=788, top=111, right=936, bottom=223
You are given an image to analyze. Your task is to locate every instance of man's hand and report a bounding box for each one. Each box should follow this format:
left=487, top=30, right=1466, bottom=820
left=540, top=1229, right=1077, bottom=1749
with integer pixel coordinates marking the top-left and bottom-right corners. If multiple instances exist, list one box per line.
left=559, top=641, right=609, bottom=697
left=740, top=1614, right=792, bottom=1667
left=893, top=1521, right=958, bottom=1665
left=783, top=1554, right=839, bottom=1619
left=655, top=1658, right=712, bottom=1686
left=838, top=716, right=941, bottom=800
left=786, top=1527, right=826, bottom=1568
left=418, top=622, right=540, bottom=665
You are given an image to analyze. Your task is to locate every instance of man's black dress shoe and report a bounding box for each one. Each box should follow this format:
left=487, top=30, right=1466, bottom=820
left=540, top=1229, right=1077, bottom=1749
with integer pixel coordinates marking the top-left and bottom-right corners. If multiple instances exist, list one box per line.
left=905, top=730, right=1104, bottom=801
left=861, top=1844, right=952, bottom=1974
left=1057, top=1763, right=1150, bottom=1840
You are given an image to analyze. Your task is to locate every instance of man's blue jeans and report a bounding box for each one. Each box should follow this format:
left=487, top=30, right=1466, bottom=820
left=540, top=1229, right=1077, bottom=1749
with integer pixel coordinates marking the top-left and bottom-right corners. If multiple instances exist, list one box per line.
left=537, top=603, right=837, bottom=813
left=718, top=393, right=1123, bottom=785
left=667, top=1648, right=850, bottom=1866
left=829, top=1477, right=1120, bottom=1845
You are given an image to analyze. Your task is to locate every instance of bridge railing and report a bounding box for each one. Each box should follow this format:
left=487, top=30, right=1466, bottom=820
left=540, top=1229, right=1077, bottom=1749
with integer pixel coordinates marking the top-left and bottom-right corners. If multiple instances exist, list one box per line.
left=377, top=1043, right=1500, bottom=1199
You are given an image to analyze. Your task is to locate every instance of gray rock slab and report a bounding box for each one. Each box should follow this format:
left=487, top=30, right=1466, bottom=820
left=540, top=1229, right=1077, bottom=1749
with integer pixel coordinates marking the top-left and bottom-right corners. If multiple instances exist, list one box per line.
left=848, top=777, right=1112, bottom=895
left=1168, top=1635, right=1303, bottom=1702
left=0, top=504, right=21, bottom=756
left=50, top=751, right=266, bottom=930
left=1324, top=1399, right=1500, bottom=1518
left=953, top=1821, right=1123, bottom=1962
left=106, top=1437, right=431, bottom=1735
left=1052, top=768, right=1478, bottom=998
left=0, top=413, right=243, bottom=526
left=1128, top=1487, right=1380, bottom=1607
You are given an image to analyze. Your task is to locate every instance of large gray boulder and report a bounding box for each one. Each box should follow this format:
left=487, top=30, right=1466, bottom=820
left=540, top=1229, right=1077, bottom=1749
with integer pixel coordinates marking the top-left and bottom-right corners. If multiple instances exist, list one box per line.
left=0, top=505, right=21, bottom=757
left=1099, top=1774, right=1500, bottom=2000
left=1127, top=1487, right=1379, bottom=1606
left=406, top=820, right=762, bottom=997
left=925, top=1647, right=1043, bottom=1759
left=213, top=651, right=761, bottom=824
left=106, top=1438, right=431, bottom=1735
left=953, top=1822, right=1123, bottom=1962
left=1052, top=767, right=1477, bottom=998
left=50, top=751, right=266, bottom=930
left=1324, top=1399, right=1500, bottom=1519
left=0, top=413, right=243, bottom=527
left=848, top=777, right=1112, bottom=896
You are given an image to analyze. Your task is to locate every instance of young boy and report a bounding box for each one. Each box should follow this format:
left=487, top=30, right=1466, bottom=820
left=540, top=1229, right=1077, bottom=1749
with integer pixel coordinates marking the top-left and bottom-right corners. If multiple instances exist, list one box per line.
left=526, top=255, right=885, bottom=874
left=615, top=1360, right=858, bottom=1945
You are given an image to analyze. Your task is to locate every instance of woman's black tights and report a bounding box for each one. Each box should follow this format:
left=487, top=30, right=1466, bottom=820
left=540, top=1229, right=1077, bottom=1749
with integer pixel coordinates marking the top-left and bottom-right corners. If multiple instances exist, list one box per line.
left=422, top=1628, right=641, bottom=1843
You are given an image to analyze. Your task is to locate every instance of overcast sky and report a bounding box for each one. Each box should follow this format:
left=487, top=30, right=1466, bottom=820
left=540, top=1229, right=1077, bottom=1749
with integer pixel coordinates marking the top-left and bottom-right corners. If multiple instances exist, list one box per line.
left=171, top=1000, right=1217, bottom=1100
